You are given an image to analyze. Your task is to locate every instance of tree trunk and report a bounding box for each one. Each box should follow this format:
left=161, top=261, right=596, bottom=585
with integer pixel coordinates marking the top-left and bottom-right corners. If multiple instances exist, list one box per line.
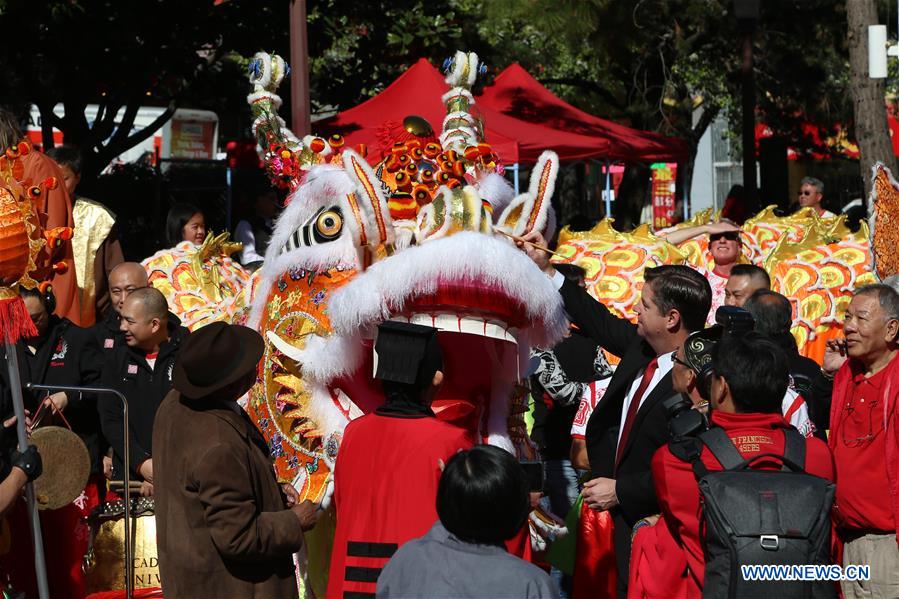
left=847, top=0, right=897, bottom=197
left=614, top=163, right=650, bottom=230
left=679, top=148, right=696, bottom=221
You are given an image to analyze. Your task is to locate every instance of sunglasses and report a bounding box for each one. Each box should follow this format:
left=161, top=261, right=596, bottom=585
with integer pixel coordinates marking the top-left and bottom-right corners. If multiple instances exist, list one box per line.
left=709, top=231, right=740, bottom=242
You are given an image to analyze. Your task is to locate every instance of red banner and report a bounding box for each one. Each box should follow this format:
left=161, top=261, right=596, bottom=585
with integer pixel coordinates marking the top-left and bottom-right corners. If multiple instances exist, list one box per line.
left=651, top=163, right=678, bottom=229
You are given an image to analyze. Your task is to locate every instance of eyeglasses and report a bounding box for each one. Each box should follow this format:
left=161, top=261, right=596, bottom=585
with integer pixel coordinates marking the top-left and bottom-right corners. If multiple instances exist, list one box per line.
left=671, top=350, right=692, bottom=369
left=709, top=231, right=740, bottom=242
left=799, top=190, right=816, bottom=196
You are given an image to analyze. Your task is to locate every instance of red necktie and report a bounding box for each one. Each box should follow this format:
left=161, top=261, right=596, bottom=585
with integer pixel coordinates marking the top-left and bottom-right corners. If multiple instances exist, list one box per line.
left=616, top=358, right=659, bottom=467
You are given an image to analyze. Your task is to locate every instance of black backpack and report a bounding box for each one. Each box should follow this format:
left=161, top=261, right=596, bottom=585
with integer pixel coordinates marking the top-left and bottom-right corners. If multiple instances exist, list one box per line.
left=673, top=426, right=836, bottom=599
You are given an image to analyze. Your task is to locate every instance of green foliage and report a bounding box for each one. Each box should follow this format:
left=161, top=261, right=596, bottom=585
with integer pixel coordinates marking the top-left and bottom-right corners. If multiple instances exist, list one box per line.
left=306, top=0, right=489, bottom=114
left=0, top=0, right=287, bottom=179
left=479, top=0, right=852, bottom=154
left=0, top=0, right=856, bottom=187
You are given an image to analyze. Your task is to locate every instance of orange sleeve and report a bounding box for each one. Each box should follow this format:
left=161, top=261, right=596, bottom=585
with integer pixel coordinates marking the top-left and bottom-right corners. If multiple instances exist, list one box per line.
left=23, top=151, right=82, bottom=324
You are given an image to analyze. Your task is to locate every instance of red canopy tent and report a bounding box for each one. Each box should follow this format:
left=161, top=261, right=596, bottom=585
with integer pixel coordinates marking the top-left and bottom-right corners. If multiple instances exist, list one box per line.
left=478, top=63, right=688, bottom=164
left=316, top=58, right=611, bottom=165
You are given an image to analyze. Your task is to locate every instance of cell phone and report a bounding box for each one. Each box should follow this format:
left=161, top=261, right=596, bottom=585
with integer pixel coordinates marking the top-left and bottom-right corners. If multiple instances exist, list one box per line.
left=520, top=461, right=545, bottom=493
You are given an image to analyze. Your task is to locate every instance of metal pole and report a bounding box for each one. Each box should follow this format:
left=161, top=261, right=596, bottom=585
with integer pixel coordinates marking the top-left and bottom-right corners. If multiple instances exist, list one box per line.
left=740, top=16, right=758, bottom=202
left=289, top=0, right=311, bottom=137
left=512, top=163, right=520, bottom=195
left=604, top=160, right=612, bottom=217
left=27, top=383, right=132, bottom=599
left=6, top=343, right=50, bottom=599
left=226, top=166, right=233, bottom=232
left=683, top=182, right=690, bottom=221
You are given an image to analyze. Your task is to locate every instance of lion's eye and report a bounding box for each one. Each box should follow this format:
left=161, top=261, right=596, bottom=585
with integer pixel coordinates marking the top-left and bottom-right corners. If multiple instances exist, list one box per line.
left=314, top=209, right=343, bottom=241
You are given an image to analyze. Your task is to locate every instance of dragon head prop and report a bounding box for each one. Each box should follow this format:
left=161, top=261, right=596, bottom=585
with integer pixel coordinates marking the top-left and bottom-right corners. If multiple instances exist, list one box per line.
left=242, top=51, right=567, bottom=506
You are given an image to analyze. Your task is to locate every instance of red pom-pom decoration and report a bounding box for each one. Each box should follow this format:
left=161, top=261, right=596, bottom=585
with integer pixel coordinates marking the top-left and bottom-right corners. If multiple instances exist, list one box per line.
left=412, top=185, right=431, bottom=204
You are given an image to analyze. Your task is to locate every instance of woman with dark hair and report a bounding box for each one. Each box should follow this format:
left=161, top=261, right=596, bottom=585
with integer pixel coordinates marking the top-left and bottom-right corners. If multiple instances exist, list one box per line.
left=144, top=202, right=249, bottom=330
left=165, top=202, right=206, bottom=246
left=376, top=445, right=558, bottom=598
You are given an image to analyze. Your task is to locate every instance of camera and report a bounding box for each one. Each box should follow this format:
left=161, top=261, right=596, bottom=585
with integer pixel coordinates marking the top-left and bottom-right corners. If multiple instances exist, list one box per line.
left=715, top=305, right=754, bottom=337
left=663, top=393, right=709, bottom=439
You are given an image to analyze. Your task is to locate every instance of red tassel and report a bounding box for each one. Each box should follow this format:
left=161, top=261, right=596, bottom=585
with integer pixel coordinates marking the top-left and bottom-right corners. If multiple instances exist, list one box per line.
left=0, top=295, right=37, bottom=343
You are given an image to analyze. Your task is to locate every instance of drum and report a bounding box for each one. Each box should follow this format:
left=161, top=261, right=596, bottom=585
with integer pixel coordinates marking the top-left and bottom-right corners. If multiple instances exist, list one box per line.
left=83, top=497, right=160, bottom=593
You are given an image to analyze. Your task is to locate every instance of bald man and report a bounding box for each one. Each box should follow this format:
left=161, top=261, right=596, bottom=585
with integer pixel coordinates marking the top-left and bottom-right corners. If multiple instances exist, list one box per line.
left=90, top=262, right=185, bottom=357
left=88, top=262, right=148, bottom=354
left=99, top=287, right=189, bottom=495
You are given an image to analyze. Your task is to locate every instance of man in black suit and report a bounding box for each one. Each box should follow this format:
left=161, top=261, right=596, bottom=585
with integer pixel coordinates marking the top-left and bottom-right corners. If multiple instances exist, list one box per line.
left=520, top=230, right=712, bottom=597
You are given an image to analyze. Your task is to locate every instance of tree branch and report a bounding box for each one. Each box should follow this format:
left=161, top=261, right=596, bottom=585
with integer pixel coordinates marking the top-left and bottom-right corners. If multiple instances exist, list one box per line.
left=107, top=101, right=140, bottom=148
left=88, top=100, right=123, bottom=150
left=690, top=104, right=720, bottom=146
left=96, top=100, right=176, bottom=167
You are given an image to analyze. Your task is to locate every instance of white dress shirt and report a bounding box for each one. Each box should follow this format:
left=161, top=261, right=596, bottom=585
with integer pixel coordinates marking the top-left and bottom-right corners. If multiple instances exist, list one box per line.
left=616, top=351, right=673, bottom=449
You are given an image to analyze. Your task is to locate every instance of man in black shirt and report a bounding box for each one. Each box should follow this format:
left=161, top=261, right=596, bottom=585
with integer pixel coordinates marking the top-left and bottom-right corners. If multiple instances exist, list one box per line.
left=99, top=287, right=188, bottom=496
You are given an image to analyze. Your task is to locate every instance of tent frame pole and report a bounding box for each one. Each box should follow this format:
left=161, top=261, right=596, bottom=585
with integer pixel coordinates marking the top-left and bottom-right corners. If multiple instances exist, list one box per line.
left=604, top=160, right=612, bottom=217
left=512, top=163, right=520, bottom=195
left=683, top=178, right=690, bottom=221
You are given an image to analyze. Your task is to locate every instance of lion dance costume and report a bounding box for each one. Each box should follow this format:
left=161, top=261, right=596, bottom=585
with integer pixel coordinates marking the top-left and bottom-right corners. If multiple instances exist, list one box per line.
left=240, top=51, right=569, bottom=597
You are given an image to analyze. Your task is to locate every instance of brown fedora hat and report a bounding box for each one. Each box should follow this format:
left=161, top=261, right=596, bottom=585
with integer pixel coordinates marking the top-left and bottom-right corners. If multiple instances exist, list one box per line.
left=172, top=322, right=264, bottom=399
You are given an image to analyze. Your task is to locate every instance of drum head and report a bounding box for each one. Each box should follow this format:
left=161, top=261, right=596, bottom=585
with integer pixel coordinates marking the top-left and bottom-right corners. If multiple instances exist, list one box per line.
left=31, top=425, right=90, bottom=510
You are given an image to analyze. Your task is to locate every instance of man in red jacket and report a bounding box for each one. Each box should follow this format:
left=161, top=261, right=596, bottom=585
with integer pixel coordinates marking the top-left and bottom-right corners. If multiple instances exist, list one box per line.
left=828, top=284, right=899, bottom=598
left=644, top=333, right=834, bottom=598
left=326, top=321, right=474, bottom=599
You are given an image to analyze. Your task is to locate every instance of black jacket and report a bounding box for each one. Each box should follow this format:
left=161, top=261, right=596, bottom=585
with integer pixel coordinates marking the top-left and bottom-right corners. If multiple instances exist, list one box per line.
left=559, top=278, right=675, bottom=595
left=99, top=323, right=189, bottom=481
left=0, top=317, right=104, bottom=471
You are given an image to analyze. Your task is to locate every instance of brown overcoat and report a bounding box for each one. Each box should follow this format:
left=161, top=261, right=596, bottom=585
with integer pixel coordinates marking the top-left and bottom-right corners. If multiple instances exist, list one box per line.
left=152, top=390, right=304, bottom=598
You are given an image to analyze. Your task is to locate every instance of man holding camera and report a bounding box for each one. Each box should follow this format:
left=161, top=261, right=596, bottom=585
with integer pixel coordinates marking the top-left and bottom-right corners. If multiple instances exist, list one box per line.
left=646, top=333, right=834, bottom=597
left=520, top=229, right=711, bottom=598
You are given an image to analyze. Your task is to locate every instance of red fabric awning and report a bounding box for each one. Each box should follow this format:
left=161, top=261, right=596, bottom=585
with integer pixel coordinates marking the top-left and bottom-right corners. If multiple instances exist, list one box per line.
left=316, top=59, right=612, bottom=165
left=478, top=63, right=689, bottom=164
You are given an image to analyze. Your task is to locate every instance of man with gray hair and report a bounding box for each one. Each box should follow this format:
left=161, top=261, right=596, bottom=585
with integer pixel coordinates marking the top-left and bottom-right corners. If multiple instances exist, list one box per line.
left=99, top=287, right=189, bottom=496
left=828, top=284, right=899, bottom=597
left=797, top=176, right=835, bottom=218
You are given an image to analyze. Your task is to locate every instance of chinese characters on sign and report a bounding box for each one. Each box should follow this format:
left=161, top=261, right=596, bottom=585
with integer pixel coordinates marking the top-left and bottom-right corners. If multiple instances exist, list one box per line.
left=651, top=163, right=678, bottom=229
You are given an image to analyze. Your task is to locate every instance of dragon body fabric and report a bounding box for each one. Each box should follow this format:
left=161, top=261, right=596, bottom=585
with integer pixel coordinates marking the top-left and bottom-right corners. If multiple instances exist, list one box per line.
left=555, top=204, right=878, bottom=365
left=240, top=52, right=567, bottom=593
left=143, top=233, right=250, bottom=331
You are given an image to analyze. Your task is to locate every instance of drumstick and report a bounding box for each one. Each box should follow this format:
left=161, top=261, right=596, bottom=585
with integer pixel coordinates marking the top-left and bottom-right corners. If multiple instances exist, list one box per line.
left=109, top=480, right=144, bottom=489
left=495, top=230, right=566, bottom=258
